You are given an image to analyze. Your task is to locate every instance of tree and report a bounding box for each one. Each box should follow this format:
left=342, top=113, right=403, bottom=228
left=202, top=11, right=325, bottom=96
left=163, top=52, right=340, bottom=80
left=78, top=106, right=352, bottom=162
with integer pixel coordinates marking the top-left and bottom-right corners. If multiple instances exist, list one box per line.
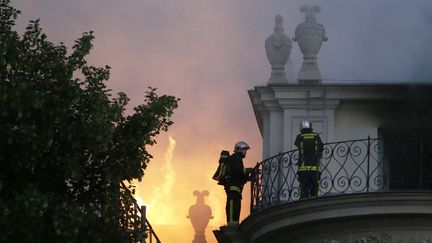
left=0, top=0, right=179, bottom=241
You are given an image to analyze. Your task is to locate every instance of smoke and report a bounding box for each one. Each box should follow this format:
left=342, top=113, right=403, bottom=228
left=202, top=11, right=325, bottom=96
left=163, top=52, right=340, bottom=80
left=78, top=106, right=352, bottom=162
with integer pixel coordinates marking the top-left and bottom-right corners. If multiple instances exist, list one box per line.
left=308, top=0, right=432, bottom=83
left=146, top=136, right=177, bottom=225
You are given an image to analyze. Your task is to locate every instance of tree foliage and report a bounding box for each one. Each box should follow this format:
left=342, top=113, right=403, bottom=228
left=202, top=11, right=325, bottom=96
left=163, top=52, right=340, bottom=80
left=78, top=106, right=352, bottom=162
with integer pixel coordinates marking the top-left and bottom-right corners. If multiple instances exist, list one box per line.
left=0, top=0, right=179, bottom=241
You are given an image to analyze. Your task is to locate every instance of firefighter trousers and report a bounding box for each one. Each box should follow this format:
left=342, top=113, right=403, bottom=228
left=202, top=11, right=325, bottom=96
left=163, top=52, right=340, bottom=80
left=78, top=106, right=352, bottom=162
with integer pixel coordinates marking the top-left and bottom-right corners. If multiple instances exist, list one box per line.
left=298, top=170, right=319, bottom=199
left=225, top=189, right=241, bottom=226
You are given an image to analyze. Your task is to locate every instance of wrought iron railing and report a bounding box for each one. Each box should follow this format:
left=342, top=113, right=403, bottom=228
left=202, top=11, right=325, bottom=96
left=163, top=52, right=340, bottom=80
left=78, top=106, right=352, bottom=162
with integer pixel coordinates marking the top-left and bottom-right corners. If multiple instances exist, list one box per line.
left=120, top=182, right=161, bottom=243
left=250, top=137, right=386, bottom=213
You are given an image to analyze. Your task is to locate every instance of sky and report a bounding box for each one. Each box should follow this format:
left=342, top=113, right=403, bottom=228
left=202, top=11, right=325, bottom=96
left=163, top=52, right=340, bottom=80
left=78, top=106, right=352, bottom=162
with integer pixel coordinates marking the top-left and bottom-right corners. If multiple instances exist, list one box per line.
left=11, top=0, right=432, bottom=242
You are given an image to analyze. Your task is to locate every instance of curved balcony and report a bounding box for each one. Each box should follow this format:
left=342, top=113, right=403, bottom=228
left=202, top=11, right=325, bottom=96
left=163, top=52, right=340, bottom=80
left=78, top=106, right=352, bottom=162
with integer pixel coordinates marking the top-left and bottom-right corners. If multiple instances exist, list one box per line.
left=215, top=137, right=432, bottom=242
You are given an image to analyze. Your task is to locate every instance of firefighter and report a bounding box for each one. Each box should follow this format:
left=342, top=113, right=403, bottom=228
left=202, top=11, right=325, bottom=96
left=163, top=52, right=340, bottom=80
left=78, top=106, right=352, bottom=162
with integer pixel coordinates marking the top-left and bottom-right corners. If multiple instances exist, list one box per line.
left=294, top=120, right=323, bottom=199
left=225, top=141, right=252, bottom=227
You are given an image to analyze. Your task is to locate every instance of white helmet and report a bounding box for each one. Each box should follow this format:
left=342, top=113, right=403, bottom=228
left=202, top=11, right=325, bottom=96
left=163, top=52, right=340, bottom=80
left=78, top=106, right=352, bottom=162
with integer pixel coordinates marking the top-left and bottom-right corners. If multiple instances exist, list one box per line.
left=234, top=141, right=250, bottom=152
left=300, top=120, right=312, bottom=131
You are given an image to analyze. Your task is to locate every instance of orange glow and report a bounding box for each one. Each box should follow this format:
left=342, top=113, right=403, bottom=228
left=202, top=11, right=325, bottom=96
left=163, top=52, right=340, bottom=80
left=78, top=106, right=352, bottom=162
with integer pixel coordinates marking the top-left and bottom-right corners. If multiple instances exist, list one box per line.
left=141, top=136, right=177, bottom=225
left=135, top=135, right=260, bottom=243
left=12, top=2, right=263, bottom=242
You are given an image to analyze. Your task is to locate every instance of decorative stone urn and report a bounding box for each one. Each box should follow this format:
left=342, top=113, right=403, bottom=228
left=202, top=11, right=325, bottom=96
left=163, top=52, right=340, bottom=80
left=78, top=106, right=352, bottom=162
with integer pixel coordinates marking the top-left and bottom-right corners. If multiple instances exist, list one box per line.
left=187, top=190, right=213, bottom=243
left=293, top=5, right=328, bottom=84
left=265, top=14, right=292, bottom=84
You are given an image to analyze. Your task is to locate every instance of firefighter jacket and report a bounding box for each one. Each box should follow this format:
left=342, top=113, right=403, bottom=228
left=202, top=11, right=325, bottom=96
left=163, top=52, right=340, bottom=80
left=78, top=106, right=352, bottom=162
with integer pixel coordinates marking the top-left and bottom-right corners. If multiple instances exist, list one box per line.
left=294, top=129, right=324, bottom=170
left=226, top=152, right=250, bottom=192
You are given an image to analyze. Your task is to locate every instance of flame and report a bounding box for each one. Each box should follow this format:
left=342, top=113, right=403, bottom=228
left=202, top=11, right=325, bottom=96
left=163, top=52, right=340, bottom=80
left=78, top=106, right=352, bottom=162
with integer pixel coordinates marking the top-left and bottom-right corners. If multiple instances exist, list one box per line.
left=134, top=135, right=248, bottom=242
left=146, top=136, right=177, bottom=225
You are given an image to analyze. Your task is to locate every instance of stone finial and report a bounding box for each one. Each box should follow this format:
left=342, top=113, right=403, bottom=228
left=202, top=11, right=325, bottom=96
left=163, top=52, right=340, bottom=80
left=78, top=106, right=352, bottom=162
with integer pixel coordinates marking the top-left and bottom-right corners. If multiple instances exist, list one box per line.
left=301, top=5, right=321, bottom=20
left=265, top=15, right=292, bottom=84
left=294, top=5, right=327, bottom=84
left=274, top=14, right=283, bottom=31
left=187, top=190, right=213, bottom=243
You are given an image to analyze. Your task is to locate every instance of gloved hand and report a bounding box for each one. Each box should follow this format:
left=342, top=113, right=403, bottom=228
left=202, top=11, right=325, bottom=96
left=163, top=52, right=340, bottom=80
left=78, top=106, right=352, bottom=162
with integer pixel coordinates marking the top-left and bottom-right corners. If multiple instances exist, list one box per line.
left=244, top=167, right=253, bottom=175
left=245, top=167, right=257, bottom=182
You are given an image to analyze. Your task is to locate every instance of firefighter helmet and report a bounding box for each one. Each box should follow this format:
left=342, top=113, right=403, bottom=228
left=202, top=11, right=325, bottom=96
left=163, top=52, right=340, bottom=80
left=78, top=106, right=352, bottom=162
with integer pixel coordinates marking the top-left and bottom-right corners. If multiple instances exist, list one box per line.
left=300, top=120, right=312, bottom=131
left=234, top=141, right=250, bottom=152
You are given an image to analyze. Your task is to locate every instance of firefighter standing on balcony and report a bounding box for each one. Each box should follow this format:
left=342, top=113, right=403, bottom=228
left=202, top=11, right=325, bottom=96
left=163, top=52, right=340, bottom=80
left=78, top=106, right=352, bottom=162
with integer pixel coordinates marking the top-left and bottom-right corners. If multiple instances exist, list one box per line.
left=225, top=141, right=253, bottom=227
left=295, top=120, right=323, bottom=199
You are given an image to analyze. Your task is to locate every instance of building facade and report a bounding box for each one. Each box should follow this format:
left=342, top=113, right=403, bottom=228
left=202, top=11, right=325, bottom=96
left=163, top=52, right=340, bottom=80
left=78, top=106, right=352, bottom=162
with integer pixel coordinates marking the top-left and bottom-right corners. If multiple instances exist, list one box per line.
left=214, top=5, right=432, bottom=243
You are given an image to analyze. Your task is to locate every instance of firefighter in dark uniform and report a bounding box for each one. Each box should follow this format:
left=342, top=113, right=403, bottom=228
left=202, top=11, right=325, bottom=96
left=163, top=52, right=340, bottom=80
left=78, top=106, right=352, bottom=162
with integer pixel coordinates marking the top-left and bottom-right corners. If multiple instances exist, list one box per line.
left=294, top=120, right=323, bottom=199
left=225, top=141, right=252, bottom=227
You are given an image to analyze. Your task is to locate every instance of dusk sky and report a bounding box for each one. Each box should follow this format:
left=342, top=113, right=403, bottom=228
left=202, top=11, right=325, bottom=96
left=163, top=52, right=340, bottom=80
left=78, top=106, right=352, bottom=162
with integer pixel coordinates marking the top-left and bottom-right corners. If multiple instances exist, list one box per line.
left=11, top=0, right=432, bottom=242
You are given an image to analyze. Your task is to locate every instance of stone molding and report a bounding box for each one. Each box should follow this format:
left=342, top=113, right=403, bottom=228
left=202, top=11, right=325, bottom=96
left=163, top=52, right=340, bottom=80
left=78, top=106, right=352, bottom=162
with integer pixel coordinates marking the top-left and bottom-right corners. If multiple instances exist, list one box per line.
left=248, top=84, right=432, bottom=135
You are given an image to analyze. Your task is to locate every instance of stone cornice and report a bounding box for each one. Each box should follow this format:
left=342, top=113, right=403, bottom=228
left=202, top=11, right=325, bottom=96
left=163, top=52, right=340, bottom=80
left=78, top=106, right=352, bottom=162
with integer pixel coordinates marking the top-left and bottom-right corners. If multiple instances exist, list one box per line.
left=248, top=83, right=432, bottom=138
left=252, top=84, right=432, bottom=101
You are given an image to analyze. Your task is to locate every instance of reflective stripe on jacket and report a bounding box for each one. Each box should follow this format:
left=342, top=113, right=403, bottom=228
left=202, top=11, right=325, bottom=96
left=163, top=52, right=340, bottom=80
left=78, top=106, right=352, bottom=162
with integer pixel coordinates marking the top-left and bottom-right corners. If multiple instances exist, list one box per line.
left=294, top=130, right=323, bottom=167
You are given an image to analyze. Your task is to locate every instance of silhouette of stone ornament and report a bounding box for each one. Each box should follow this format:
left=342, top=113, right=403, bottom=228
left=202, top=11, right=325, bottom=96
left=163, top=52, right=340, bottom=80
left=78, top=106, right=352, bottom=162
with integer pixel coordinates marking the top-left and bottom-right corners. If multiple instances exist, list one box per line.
left=187, top=190, right=213, bottom=243
left=293, top=5, right=327, bottom=83
left=265, top=14, right=292, bottom=84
